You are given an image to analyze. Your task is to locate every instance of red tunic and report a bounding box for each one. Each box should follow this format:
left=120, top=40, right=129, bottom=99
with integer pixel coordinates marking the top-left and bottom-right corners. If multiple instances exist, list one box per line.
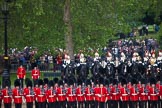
left=76, top=87, right=84, bottom=102
left=33, top=87, right=39, bottom=100
left=1, top=88, right=12, bottom=103
left=31, top=69, right=40, bottom=80
left=120, top=87, right=129, bottom=101
left=94, top=87, right=100, bottom=101
left=46, top=89, right=57, bottom=102
left=66, top=87, right=76, bottom=102
left=129, top=87, right=139, bottom=101
left=99, top=87, right=107, bottom=102
left=57, top=87, right=66, bottom=101
left=12, top=88, right=23, bottom=103
left=17, top=67, right=26, bottom=79
left=23, top=87, right=34, bottom=102
left=139, top=87, right=148, bottom=101
left=85, top=87, right=94, bottom=101
left=160, top=85, right=162, bottom=98
left=149, top=87, right=158, bottom=101
left=35, top=88, right=46, bottom=102
left=111, top=86, right=120, bottom=100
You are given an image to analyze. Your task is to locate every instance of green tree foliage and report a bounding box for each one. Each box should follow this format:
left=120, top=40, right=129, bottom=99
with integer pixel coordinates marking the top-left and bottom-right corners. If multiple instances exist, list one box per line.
left=0, top=0, right=161, bottom=55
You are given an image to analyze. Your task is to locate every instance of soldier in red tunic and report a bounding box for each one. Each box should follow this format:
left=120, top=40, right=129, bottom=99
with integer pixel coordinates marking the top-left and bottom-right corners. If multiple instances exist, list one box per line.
left=23, top=80, right=34, bottom=108
left=111, top=79, right=120, bottom=108
left=98, top=77, right=107, bottom=108
left=17, top=65, right=26, bottom=88
left=12, top=79, right=23, bottom=108
left=149, top=77, right=159, bottom=108
left=1, top=80, right=12, bottom=108
left=120, top=78, right=129, bottom=108
left=35, top=79, right=46, bottom=108
left=46, top=80, right=57, bottom=108
left=57, top=80, right=66, bottom=108
left=33, top=80, right=39, bottom=108
left=129, top=78, right=139, bottom=108
left=160, top=83, right=162, bottom=108
left=93, top=80, right=99, bottom=108
left=105, top=79, right=112, bottom=108
left=66, top=79, right=76, bottom=108
left=31, top=67, right=40, bottom=86
left=139, top=78, right=148, bottom=108
left=76, top=79, right=85, bottom=108
left=85, top=79, right=94, bottom=108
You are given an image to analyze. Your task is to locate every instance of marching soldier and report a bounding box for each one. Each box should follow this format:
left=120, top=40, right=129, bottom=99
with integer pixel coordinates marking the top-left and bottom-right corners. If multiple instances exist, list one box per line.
left=120, top=78, right=129, bottom=108
left=85, top=79, right=94, bottom=108
left=57, top=80, right=66, bottom=108
left=139, top=78, right=148, bottom=108
left=94, top=80, right=100, bottom=108
left=46, top=80, right=57, bottom=108
left=156, top=76, right=161, bottom=108
left=23, top=80, right=34, bottom=108
left=76, top=79, right=85, bottom=108
left=33, top=80, right=39, bottom=108
left=1, top=80, right=12, bottom=108
left=12, top=79, right=23, bottom=108
left=111, top=79, right=120, bottom=108
left=129, top=78, right=139, bottom=108
left=66, top=79, right=76, bottom=108
left=99, top=77, right=107, bottom=108
left=149, top=78, right=159, bottom=108
left=17, top=65, right=26, bottom=88
left=35, top=79, right=46, bottom=108
left=43, top=78, right=49, bottom=108
left=31, top=67, right=40, bottom=86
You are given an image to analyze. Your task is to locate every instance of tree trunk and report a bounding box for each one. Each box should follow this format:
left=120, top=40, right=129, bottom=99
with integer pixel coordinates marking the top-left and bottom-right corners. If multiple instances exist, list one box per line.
left=63, top=0, right=74, bottom=60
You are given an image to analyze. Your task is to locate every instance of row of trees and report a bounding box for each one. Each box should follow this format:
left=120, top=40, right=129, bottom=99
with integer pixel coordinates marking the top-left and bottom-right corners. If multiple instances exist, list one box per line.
left=0, top=0, right=162, bottom=58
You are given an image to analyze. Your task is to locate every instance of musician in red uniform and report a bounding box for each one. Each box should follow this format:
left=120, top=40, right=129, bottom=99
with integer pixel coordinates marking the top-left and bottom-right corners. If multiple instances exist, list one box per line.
left=85, top=79, right=94, bottom=108
left=1, top=80, right=12, bottom=108
left=12, top=79, right=23, bottom=108
left=105, top=79, right=112, bottom=108
left=17, top=65, right=26, bottom=88
left=120, top=78, right=129, bottom=108
left=23, top=80, right=34, bottom=108
left=33, top=80, right=39, bottom=108
left=35, top=79, right=46, bottom=108
left=94, top=81, right=99, bottom=108
left=111, top=79, right=120, bottom=108
left=76, top=79, right=85, bottom=108
left=46, top=80, right=57, bottom=108
left=57, top=80, right=66, bottom=108
left=139, top=78, right=148, bottom=108
left=156, top=76, right=161, bottom=108
left=149, top=78, right=159, bottom=108
left=66, top=79, right=76, bottom=108
left=31, top=67, right=40, bottom=86
left=129, top=79, right=139, bottom=108
left=98, top=77, right=107, bottom=108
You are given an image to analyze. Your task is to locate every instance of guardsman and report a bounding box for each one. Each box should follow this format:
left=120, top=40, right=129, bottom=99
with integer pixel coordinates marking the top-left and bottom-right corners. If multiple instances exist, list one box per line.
left=31, top=67, right=40, bottom=86
left=76, top=79, right=85, bottom=108
left=57, top=80, right=66, bottom=108
left=1, top=80, right=12, bottom=108
left=111, top=79, right=120, bottom=108
left=120, top=78, right=129, bottom=108
left=23, top=80, right=34, bottom=108
left=98, top=77, right=107, bottom=108
left=85, top=79, right=94, bottom=108
left=17, top=65, right=26, bottom=88
left=129, top=79, right=139, bottom=108
left=105, top=79, right=112, bottom=108
left=139, top=78, right=148, bottom=108
left=66, top=79, right=76, bottom=108
left=160, top=83, right=162, bottom=108
left=43, top=78, right=49, bottom=108
left=35, top=79, right=46, bottom=108
left=33, top=80, right=39, bottom=108
left=94, top=80, right=99, bottom=108
left=156, top=76, right=161, bottom=108
left=12, top=79, right=23, bottom=108
left=46, top=80, right=57, bottom=108
left=149, top=77, right=159, bottom=108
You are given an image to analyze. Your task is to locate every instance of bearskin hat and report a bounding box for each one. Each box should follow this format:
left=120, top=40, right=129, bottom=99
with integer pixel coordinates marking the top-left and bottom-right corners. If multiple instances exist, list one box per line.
left=140, top=78, right=146, bottom=84
left=38, top=79, right=44, bottom=86
left=25, top=78, right=30, bottom=86
left=121, top=78, right=127, bottom=86
left=113, top=79, right=118, bottom=85
left=86, top=79, right=91, bottom=86
left=105, top=79, right=109, bottom=86
left=150, top=77, right=156, bottom=85
left=44, top=78, right=49, bottom=84
left=14, top=79, right=20, bottom=87
left=99, top=77, right=105, bottom=85
left=48, top=80, right=54, bottom=87
left=131, top=78, right=137, bottom=85
left=77, top=79, right=82, bottom=85
left=27, top=80, right=32, bottom=87
left=68, top=78, right=74, bottom=86
left=53, top=78, right=59, bottom=84
left=58, top=80, right=63, bottom=86
left=5, top=79, right=11, bottom=87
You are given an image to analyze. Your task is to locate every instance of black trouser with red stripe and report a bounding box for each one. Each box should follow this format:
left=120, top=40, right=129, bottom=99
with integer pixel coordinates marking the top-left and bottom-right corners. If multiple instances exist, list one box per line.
left=139, top=101, right=147, bottom=108
left=4, top=103, right=12, bottom=108
left=15, top=103, right=22, bottom=108
left=26, top=102, right=33, bottom=108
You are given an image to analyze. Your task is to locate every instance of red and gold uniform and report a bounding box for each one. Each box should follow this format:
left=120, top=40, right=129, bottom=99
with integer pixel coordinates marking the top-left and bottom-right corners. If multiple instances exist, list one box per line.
left=1, top=88, right=12, bottom=104
left=149, top=87, right=159, bottom=101
left=120, top=87, right=129, bottom=101
left=85, top=87, right=94, bottom=101
left=35, top=88, right=46, bottom=103
left=76, top=87, right=84, bottom=102
left=23, top=87, right=34, bottom=103
left=12, top=88, right=23, bottom=104
left=31, top=68, right=40, bottom=80
left=99, top=87, right=107, bottom=102
left=57, top=87, right=66, bottom=101
left=94, top=86, right=100, bottom=102
left=129, top=86, right=139, bottom=101
left=46, top=89, right=57, bottom=103
left=66, top=87, right=76, bottom=102
left=17, top=66, right=26, bottom=79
